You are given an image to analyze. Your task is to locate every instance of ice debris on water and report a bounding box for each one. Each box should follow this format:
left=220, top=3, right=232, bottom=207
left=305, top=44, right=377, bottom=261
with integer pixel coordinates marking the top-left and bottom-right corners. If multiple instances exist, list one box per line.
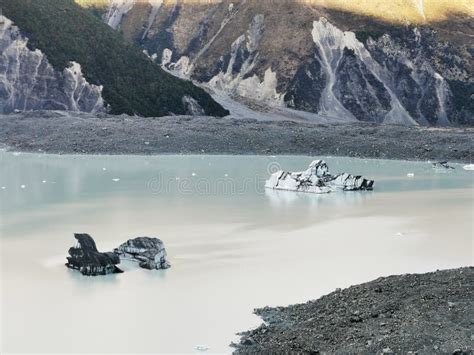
left=195, top=345, right=210, bottom=352
left=192, top=172, right=197, bottom=177
left=102, top=167, right=107, bottom=171
left=1, top=186, right=6, bottom=190
left=42, top=180, right=47, bottom=183
left=432, top=161, right=454, bottom=170
left=112, top=178, right=120, bottom=182
left=407, top=173, right=415, bottom=178
left=463, top=164, right=474, bottom=171
left=20, top=184, right=26, bottom=189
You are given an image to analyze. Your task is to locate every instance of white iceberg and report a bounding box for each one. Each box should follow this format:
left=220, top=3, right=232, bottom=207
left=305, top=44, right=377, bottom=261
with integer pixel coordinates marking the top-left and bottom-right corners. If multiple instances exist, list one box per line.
left=265, top=160, right=374, bottom=194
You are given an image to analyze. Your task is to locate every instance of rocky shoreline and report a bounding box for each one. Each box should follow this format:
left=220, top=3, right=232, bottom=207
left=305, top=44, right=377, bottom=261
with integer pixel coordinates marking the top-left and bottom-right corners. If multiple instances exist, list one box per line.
left=234, top=267, right=473, bottom=354
left=0, top=111, right=472, bottom=162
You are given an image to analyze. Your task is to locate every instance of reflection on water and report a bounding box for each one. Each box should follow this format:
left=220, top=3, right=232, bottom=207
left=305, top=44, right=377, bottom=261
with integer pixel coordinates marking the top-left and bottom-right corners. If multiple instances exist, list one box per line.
left=265, top=188, right=374, bottom=206
left=1, top=152, right=473, bottom=353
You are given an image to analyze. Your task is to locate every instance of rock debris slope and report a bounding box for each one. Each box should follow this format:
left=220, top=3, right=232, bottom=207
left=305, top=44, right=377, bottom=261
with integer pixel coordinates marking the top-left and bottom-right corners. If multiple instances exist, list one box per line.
left=234, top=267, right=474, bottom=354
left=80, top=0, right=474, bottom=125
left=0, top=16, right=104, bottom=114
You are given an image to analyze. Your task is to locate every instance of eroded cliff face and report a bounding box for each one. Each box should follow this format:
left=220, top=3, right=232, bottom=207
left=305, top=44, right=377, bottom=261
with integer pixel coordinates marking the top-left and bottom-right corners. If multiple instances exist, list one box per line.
left=90, top=0, right=473, bottom=125
left=0, top=16, right=105, bottom=114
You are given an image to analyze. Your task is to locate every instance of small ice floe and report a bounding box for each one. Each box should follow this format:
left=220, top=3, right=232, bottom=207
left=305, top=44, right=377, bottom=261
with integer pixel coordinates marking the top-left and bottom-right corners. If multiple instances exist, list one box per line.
left=20, top=184, right=26, bottom=189
left=191, top=172, right=197, bottom=177
left=1, top=186, right=6, bottom=190
left=175, top=177, right=180, bottom=181
left=195, top=345, right=210, bottom=352
left=112, top=178, right=120, bottom=182
left=144, top=141, right=150, bottom=145
left=42, top=180, right=47, bottom=183
left=224, top=173, right=229, bottom=177
left=407, top=173, right=415, bottom=178
left=102, top=167, right=107, bottom=171
left=432, top=161, right=454, bottom=170
left=463, top=164, right=474, bottom=171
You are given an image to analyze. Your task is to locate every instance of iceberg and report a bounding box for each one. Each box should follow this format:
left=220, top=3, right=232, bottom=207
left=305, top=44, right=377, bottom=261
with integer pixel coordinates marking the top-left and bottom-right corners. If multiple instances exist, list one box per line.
left=265, top=160, right=374, bottom=194
left=114, top=237, right=170, bottom=270
left=65, top=233, right=123, bottom=276
left=432, top=161, right=455, bottom=170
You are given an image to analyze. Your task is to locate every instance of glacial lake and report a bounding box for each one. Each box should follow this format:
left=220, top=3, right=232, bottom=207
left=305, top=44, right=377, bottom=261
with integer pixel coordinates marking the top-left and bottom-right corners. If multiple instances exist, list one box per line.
left=1, top=152, right=473, bottom=353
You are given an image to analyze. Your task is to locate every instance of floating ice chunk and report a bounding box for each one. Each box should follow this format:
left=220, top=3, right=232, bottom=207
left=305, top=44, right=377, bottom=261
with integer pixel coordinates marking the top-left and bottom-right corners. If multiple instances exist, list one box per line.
left=463, top=164, right=474, bottom=171
left=20, top=184, right=26, bottom=189
left=195, top=345, right=210, bottom=352
left=112, top=178, right=120, bottom=182
left=102, top=167, right=107, bottom=171
left=1, top=186, right=6, bottom=190
left=144, top=141, right=150, bottom=145
left=265, top=160, right=374, bottom=194
left=224, top=174, right=229, bottom=177
left=191, top=173, right=197, bottom=177
left=42, top=180, right=47, bottom=183
left=114, top=237, right=170, bottom=270
left=432, top=161, right=454, bottom=170
left=407, top=173, right=415, bottom=178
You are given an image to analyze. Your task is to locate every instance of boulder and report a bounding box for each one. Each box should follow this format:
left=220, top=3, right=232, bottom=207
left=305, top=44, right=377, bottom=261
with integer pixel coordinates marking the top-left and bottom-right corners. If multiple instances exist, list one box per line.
left=66, top=233, right=123, bottom=276
left=265, top=160, right=374, bottom=194
left=114, top=237, right=170, bottom=270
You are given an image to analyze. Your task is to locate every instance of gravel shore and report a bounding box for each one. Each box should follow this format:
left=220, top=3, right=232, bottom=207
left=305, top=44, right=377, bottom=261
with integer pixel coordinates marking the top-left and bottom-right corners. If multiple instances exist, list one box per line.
left=234, top=268, right=474, bottom=354
left=0, top=111, right=472, bottom=162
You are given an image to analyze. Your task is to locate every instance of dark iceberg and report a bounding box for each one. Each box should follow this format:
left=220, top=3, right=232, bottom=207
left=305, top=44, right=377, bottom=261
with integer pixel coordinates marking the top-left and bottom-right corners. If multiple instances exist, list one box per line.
left=66, top=233, right=123, bottom=276
left=114, top=237, right=170, bottom=270
left=432, top=161, right=455, bottom=169
left=265, top=160, right=374, bottom=193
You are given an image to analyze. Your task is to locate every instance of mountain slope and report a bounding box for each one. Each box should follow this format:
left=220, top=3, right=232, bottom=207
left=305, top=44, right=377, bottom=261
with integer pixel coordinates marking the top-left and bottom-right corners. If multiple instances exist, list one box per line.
left=0, top=0, right=229, bottom=117
left=78, top=0, right=473, bottom=125
left=0, top=15, right=105, bottom=113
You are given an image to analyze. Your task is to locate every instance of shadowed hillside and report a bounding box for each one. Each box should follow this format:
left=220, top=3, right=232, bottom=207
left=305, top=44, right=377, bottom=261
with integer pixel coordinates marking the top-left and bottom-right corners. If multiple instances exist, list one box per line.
left=0, top=0, right=229, bottom=117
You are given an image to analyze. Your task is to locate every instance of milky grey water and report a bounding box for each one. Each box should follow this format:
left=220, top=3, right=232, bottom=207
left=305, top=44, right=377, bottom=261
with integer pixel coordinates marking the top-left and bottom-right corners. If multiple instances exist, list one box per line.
left=1, top=152, right=473, bottom=353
